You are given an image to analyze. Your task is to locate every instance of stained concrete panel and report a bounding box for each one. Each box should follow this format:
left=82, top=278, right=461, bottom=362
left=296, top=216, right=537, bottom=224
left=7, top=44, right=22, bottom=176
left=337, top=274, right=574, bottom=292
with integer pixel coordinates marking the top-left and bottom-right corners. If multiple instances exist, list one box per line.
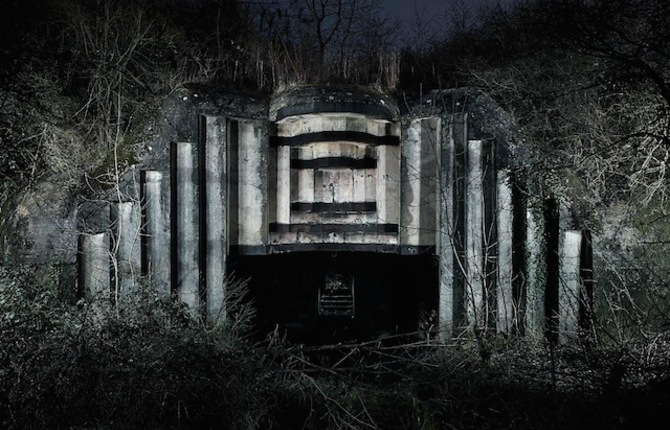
left=438, top=115, right=455, bottom=339
left=559, top=230, right=582, bottom=341
left=277, top=145, right=291, bottom=225
left=203, top=115, right=227, bottom=323
left=111, top=201, right=141, bottom=298
left=466, top=140, right=485, bottom=327
left=401, top=118, right=439, bottom=248
left=496, top=170, right=514, bottom=333
left=80, top=232, right=110, bottom=301
left=421, top=118, right=440, bottom=247
left=174, top=141, right=199, bottom=311
left=525, top=207, right=545, bottom=338
left=401, top=119, right=422, bottom=247
left=143, top=171, right=171, bottom=296
left=238, top=120, right=267, bottom=247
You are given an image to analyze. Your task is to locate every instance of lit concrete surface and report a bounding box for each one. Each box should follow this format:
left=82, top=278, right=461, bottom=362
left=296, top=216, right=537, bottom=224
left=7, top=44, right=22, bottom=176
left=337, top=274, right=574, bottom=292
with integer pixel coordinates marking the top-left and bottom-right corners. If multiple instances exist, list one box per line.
left=111, top=201, right=141, bottom=298
left=525, top=207, right=545, bottom=337
left=496, top=169, right=514, bottom=333
left=237, top=120, right=267, bottom=247
left=400, top=117, right=439, bottom=248
left=466, top=139, right=485, bottom=327
left=175, top=141, right=199, bottom=310
left=276, top=144, right=291, bottom=225
left=559, top=230, right=583, bottom=341
left=438, top=115, right=455, bottom=339
left=144, top=171, right=171, bottom=296
left=75, top=87, right=586, bottom=342
left=203, top=115, right=228, bottom=323
left=80, top=232, right=110, bottom=301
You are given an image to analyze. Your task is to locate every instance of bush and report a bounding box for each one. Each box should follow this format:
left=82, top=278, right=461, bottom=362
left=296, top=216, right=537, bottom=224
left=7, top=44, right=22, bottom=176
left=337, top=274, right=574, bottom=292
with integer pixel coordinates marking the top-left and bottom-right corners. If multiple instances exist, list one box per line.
left=3, top=263, right=670, bottom=429
left=0, top=266, right=269, bottom=429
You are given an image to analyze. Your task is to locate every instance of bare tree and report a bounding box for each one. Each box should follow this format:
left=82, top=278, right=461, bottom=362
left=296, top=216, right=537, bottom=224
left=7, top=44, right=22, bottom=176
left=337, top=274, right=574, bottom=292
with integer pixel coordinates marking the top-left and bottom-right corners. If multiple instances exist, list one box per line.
left=251, top=0, right=400, bottom=86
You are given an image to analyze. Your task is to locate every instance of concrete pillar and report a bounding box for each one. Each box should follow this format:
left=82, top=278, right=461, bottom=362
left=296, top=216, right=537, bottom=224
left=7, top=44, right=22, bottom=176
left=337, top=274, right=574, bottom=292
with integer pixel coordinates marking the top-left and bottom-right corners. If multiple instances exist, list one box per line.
left=580, top=230, right=594, bottom=332
left=202, top=115, right=227, bottom=323
left=110, top=201, right=141, bottom=299
left=438, top=116, right=455, bottom=339
left=79, top=232, right=110, bottom=301
left=174, top=141, right=199, bottom=311
left=143, top=171, right=171, bottom=296
left=277, top=144, right=291, bottom=226
left=401, top=118, right=439, bottom=249
left=451, top=113, right=468, bottom=334
left=238, top=120, right=267, bottom=248
left=559, top=230, right=583, bottom=341
left=496, top=170, right=514, bottom=333
left=525, top=207, right=545, bottom=338
left=510, top=181, right=528, bottom=335
left=424, top=119, right=440, bottom=247
left=466, top=140, right=485, bottom=328
left=401, top=119, right=422, bottom=247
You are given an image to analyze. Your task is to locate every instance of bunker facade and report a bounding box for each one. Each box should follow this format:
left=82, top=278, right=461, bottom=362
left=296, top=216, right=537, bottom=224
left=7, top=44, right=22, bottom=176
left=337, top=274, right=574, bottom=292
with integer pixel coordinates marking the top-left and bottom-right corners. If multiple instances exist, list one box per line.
left=78, top=85, right=593, bottom=342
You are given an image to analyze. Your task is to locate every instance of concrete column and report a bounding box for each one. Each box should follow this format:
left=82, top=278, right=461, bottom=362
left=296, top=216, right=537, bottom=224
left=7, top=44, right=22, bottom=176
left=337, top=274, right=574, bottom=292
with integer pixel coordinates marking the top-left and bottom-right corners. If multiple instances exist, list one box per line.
left=580, top=230, right=594, bottom=332
left=203, top=115, right=227, bottom=323
left=144, top=171, right=171, bottom=296
left=559, top=230, right=583, bottom=341
left=438, top=116, right=455, bottom=340
left=496, top=170, right=514, bottom=333
left=79, top=232, right=110, bottom=301
left=238, top=120, right=267, bottom=247
left=401, top=119, right=422, bottom=247
left=401, top=118, right=438, bottom=248
left=451, top=112, right=468, bottom=334
left=111, top=201, right=141, bottom=299
left=174, top=141, right=199, bottom=311
left=277, top=145, right=291, bottom=225
left=423, top=118, right=440, bottom=247
left=525, top=207, right=545, bottom=338
left=466, top=140, right=485, bottom=327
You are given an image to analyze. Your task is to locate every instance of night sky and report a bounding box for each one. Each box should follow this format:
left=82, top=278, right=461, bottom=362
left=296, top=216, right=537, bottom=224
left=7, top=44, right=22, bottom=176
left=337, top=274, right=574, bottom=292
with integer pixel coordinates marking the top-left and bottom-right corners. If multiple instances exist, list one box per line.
left=382, top=0, right=507, bottom=41
left=382, top=0, right=505, bottom=24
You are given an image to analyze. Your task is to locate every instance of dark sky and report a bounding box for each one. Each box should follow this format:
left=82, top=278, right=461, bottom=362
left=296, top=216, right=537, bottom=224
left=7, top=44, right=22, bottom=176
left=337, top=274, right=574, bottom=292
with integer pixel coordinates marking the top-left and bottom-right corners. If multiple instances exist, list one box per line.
left=381, top=0, right=509, bottom=45
left=383, top=0, right=506, bottom=30
left=383, top=0, right=449, bottom=21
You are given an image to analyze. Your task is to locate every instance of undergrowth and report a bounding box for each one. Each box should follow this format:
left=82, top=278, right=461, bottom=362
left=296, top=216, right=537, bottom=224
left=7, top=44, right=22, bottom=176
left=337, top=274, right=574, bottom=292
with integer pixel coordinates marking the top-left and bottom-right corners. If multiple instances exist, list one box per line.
left=1, top=264, right=670, bottom=429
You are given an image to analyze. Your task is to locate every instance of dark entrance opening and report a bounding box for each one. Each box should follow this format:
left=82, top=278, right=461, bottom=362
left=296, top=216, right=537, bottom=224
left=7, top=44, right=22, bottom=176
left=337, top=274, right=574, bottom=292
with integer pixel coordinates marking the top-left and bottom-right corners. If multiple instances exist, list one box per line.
left=229, top=251, right=438, bottom=344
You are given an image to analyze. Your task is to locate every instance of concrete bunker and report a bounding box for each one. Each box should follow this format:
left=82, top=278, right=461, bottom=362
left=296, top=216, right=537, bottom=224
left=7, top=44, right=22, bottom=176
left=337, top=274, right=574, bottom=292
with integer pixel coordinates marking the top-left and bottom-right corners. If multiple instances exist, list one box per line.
left=77, top=85, right=593, bottom=342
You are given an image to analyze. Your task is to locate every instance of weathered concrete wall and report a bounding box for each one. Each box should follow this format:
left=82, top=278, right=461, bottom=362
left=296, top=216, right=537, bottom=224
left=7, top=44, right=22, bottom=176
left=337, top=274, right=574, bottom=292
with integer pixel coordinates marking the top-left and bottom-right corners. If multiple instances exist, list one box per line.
left=269, top=104, right=401, bottom=251
left=3, top=181, right=80, bottom=282
left=67, top=84, right=592, bottom=342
